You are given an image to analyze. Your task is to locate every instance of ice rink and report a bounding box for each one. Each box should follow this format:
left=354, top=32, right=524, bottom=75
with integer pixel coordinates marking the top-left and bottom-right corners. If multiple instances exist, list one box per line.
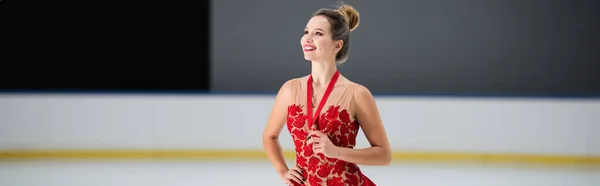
left=0, top=160, right=597, bottom=186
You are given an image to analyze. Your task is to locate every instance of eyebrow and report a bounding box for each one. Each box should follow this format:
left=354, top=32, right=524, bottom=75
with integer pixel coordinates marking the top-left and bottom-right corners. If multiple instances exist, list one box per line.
left=305, top=27, right=325, bottom=32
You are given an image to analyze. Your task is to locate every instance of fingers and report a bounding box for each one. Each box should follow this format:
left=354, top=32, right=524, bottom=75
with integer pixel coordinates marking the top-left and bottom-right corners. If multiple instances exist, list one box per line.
left=307, top=136, right=326, bottom=146
left=283, top=179, right=294, bottom=186
left=285, top=167, right=305, bottom=185
left=310, top=139, right=323, bottom=148
left=306, top=136, right=320, bottom=145
left=313, top=146, right=323, bottom=154
left=309, top=140, right=323, bottom=154
left=285, top=173, right=302, bottom=185
left=290, top=166, right=304, bottom=173
left=309, top=130, right=325, bottom=138
left=307, top=130, right=332, bottom=156
left=289, top=168, right=303, bottom=180
left=306, top=130, right=326, bottom=145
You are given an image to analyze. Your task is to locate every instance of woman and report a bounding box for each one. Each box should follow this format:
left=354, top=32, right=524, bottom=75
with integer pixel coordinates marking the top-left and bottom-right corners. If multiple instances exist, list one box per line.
left=262, top=3, right=391, bottom=186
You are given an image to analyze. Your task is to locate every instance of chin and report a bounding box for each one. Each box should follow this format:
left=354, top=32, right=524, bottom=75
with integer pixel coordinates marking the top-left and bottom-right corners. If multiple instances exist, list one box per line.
left=303, top=55, right=314, bottom=61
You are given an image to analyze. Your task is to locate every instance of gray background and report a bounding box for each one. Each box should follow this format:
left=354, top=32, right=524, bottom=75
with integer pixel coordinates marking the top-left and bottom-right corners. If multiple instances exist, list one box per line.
left=211, top=0, right=599, bottom=96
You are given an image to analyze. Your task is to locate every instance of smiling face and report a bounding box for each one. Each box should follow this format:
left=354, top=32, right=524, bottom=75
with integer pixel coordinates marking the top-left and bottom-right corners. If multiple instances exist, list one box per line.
left=301, top=15, right=342, bottom=62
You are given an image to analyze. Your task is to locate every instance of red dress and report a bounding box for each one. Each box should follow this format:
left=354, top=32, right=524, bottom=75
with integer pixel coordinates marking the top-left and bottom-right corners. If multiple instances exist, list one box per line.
left=285, top=75, right=376, bottom=186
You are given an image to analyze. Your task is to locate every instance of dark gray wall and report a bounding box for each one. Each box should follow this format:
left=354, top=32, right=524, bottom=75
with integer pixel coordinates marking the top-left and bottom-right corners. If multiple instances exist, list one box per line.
left=211, top=0, right=600, bottom=96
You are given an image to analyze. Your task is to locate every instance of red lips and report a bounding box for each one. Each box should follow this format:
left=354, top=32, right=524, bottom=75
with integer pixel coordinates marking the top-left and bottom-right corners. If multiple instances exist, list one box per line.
left=303, top=44, right=316, bottom=52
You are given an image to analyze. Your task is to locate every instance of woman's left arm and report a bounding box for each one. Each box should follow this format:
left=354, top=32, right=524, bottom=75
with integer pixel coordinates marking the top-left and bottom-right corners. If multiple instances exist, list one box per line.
left=337, top=85, right=392, bottom=165
left=309, top=85, right=392, bottom=166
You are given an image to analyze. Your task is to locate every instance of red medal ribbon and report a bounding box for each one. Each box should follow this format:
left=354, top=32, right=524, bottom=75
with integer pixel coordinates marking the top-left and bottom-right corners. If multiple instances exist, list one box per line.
left=307, top=70, right=340, bottom=130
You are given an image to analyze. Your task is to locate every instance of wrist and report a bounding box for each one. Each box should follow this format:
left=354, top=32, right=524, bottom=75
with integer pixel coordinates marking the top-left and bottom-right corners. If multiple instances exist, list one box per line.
left=277, top=168, right=288, bottom=177
left=334, top=146, right=344, bottom=159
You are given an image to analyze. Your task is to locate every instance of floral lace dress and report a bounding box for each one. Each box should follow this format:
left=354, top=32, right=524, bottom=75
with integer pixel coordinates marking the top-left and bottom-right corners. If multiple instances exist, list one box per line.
left=285, top=76, right=376, bottom=186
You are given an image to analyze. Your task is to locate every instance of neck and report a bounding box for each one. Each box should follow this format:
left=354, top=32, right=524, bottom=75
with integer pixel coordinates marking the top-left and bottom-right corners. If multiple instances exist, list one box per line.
left=310, top=60, right=338, bottom=85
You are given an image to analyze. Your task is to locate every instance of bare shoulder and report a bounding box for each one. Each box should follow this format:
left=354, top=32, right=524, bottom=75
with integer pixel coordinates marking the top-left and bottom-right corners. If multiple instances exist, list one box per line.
left=278, top=78, right=295, bottom=92
left=350, top=82, right=375, bottom=103
left=279, top=78, right=298, bottom=93
left=279, top=75, right=310, bottom=93
left=275, top=77, right=302, bottom=102
left=348, top=81, right=379, bottom=117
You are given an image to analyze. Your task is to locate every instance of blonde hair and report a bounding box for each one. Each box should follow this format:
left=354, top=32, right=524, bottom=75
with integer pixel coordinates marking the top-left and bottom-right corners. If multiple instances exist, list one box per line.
left=313, top=3, right=360, bottom=64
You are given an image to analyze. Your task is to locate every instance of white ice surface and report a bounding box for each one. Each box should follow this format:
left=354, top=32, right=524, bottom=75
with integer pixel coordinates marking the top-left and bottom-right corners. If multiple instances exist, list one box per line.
left=0, top=160, right=597, bottom=186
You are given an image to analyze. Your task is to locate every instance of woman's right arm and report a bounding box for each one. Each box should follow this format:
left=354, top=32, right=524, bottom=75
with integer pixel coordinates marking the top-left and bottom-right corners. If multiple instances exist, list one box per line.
left=262, top=79, right=295, bottom=178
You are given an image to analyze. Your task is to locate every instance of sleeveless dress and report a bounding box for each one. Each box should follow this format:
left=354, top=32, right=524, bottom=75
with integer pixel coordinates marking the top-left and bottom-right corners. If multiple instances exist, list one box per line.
left=285, top=76, right=376, bottom=186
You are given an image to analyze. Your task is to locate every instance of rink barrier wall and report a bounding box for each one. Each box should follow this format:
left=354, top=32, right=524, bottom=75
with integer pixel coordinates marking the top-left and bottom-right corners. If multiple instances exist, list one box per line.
left=0, top=93, right=598, bottom=166
left=0, top=149, right=599, bottom=167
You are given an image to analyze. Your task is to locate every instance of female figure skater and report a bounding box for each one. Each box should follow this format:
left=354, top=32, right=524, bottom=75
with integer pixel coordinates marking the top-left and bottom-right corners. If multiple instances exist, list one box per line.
left=262, top=3, right=391, bottom=186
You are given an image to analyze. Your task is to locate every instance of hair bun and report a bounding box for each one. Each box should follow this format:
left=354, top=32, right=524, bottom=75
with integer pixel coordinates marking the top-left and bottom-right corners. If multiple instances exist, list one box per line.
left=337, top=4, right=360, bottom=31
